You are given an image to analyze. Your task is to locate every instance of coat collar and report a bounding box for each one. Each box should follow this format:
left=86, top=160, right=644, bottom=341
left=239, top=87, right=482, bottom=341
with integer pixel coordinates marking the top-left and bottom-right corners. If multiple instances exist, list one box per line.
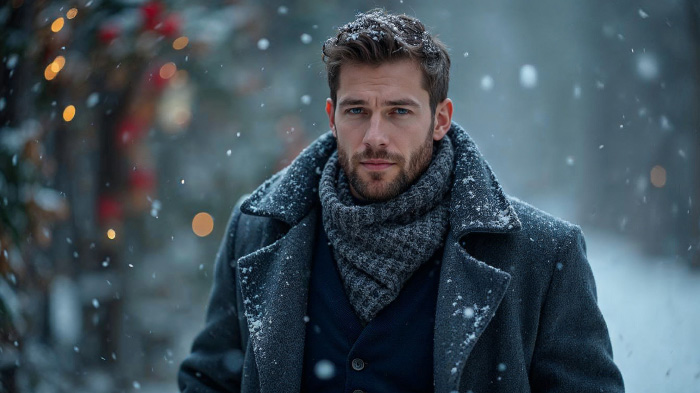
left=241, top=121, right=522, bottom=238
left=433, top=232, right=513, bottom=392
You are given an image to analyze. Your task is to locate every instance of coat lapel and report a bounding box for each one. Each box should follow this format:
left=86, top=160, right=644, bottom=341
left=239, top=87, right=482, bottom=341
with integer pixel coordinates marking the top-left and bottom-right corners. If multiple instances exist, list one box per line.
left=237, top=209, right=317, bottom=393
left=236, top=132, right=335, bottom=393
left=433, top=232, right=512, bottom=392
left=433, top=123, right=522, bottom=392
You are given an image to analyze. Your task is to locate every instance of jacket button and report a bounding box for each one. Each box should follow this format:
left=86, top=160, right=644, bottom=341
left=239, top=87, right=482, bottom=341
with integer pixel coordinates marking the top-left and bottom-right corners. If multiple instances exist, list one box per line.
left=352, top=390, right=364, bottom=393
left=351, top=358, right=365, bottom=371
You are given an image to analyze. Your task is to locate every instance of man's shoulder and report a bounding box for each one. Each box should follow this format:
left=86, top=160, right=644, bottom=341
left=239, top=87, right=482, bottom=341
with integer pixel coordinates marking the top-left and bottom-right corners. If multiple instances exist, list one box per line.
left=465, top=196, right=589, bottom=297
left=506, top=196, right=581, bottom=240
left=228, top=182, right=306, bottom=256
left=486, top=196, right=585, bottom=266
left=231, top=187, right=285, bottom=229
left=506, top=196, right=590, bottom=269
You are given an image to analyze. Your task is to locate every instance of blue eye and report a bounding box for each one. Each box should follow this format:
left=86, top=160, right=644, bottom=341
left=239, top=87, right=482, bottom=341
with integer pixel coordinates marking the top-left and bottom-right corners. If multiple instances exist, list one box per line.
left=394, top=108, right=409, bottom=115
left=348, top=108, right=363, bottom=114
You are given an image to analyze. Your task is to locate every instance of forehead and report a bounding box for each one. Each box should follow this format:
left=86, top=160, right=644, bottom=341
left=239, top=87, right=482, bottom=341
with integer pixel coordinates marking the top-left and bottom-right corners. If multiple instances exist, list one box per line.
left=336, top=59, right=428, bottom=101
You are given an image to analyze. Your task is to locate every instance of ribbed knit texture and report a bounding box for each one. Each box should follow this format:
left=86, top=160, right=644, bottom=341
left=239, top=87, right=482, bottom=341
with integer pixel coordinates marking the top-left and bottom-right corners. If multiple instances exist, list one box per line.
left=319, top=136, right=454, bottom=324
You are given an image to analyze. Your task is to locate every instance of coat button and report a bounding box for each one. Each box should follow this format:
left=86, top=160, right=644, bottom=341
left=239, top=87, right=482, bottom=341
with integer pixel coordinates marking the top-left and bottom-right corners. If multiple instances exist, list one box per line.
left=351, top=358, right=365, bottom=371
left=352, top=390, right=364, bottom=393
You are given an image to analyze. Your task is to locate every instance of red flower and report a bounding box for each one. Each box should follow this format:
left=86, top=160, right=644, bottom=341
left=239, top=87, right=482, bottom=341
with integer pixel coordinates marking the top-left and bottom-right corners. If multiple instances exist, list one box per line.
left=157, top=13, right=180, bottom=37
left=128, top=168, right=156, bottom=191
left=98, top=195, right=123, bottom=223
left=141, top=1, right=164, bottom=30
left=98, top=23, right=121, bottom=44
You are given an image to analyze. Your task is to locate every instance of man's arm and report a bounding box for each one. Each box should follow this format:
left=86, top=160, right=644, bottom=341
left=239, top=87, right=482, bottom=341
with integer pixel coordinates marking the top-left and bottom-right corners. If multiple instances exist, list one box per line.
left=178, top=205, right=244, bottom=393
left=529, top=227, right=625, bottom=392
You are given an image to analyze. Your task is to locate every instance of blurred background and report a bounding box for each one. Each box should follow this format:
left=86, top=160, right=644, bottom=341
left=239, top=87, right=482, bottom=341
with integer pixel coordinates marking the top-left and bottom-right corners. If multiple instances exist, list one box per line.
left=0, top=0, right=698, bottom=392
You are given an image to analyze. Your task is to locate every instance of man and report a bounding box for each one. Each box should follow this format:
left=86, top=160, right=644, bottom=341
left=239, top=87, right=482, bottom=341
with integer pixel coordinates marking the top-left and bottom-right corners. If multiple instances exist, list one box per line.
left=179, top=9, right=625, bottom=393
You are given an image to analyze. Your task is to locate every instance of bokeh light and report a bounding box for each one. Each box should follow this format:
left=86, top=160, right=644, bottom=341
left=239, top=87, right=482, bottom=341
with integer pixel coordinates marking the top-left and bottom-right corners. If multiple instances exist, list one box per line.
left=50, top=56, right=66, bottom=73
left=173, top=36, right=189, bottom=50
left=51, top=17, right=64, bottom=33
left=159, top=62, right=177, bottom=79
left=192, top=212, right=214, bottom=237
left=63, top=105, right=76, bottom=122
left=650, top=165, right=667, bottom=188
left=44, top=64, right=57, bottom=80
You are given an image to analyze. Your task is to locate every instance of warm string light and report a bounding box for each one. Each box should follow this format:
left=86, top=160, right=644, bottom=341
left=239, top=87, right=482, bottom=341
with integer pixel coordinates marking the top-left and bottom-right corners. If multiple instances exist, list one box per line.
left=173, top=36, right=189, bottom=50
left=192, top=212, right=214, bottom=237
left=63, top=105, right=76, bottom=122
left=51, top=56, right=65, bottom=72
left=44, top=65, right=57, bottom=80
left=45, top=56, right=66, bottom=80
left=107, top=229, right=116, bottom=240
left=159, top=62, right=177, bottom=79
left=51, top=17, right=65, bottom=32
left=66, top=8, right=78, bottom=19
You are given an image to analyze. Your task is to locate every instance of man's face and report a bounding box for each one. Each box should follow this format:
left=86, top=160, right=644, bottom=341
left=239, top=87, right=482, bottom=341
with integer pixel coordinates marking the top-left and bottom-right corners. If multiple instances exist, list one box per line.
left=326, top=59, right=452, bottom=202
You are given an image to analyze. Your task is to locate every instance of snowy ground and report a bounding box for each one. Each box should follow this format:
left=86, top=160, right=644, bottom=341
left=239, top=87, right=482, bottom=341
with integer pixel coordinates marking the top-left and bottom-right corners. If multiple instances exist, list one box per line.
left=585, top=228, right=700, bottom=393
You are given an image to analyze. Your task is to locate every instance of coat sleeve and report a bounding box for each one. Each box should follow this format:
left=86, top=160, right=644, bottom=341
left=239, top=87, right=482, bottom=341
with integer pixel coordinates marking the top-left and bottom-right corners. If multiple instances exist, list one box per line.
left=178, top=205, right=244, bottom=393
left=529, top=227, right=625, bottom=392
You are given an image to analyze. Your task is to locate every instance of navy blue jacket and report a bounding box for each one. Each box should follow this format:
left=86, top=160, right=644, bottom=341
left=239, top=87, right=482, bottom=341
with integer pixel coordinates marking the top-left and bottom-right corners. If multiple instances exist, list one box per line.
left=300, top=213, right=441, bottom=392
left=178, top=123, right=625, bottom=393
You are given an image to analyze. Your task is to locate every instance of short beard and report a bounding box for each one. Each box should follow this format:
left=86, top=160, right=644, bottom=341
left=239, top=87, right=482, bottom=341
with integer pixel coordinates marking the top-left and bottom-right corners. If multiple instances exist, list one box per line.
left=338, top=120, right=435, bottom=203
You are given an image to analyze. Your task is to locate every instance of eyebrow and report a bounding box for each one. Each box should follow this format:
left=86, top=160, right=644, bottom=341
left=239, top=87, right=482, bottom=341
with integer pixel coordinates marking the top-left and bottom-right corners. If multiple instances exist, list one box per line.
left=337, top=98, right=367, bottom=107
left=337, top=98, right=421, bottom=107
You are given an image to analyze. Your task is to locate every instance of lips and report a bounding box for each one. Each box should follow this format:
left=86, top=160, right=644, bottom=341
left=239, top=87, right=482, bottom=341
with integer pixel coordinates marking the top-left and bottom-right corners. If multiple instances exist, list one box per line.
left=360, top=160, right=394, bottom=171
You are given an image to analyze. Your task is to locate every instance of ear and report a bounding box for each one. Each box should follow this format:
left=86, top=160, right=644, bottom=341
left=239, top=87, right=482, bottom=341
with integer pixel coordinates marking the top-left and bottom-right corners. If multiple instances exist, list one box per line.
left=432, top=98, right=453, bottom=141
left=326, top=98, right=337, bottom=138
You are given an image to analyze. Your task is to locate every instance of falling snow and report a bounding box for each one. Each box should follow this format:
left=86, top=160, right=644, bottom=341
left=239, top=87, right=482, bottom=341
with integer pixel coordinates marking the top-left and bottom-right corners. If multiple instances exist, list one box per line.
left=314, top=359, right=336, bottom=380
left=480, top=75, right=494, bottom=91
left=519, top=64, right=538, bottom=88
left=86, top=92, right=99, bottom=108
left=257, top=38, right=270, bottom=50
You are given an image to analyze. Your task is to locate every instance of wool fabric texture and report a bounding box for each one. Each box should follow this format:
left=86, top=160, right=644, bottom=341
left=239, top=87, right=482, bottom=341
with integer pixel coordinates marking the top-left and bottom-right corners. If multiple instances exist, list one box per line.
left=319, top=136, right=454, bottom=324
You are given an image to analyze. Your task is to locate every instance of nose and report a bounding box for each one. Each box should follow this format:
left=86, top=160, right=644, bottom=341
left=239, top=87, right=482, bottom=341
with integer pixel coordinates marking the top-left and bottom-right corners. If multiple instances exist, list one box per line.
left=362, top=114, right=389, bottom=148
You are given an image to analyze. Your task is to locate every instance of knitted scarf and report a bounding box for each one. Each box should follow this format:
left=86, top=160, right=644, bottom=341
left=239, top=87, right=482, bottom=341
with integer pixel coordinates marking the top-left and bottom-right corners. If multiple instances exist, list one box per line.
left=319, top=136, right=454, bottom=324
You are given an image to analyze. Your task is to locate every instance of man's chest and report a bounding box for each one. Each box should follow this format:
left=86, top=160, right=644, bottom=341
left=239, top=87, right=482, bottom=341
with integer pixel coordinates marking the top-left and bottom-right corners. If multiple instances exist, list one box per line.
left=301, top=224, right=441, bottom=392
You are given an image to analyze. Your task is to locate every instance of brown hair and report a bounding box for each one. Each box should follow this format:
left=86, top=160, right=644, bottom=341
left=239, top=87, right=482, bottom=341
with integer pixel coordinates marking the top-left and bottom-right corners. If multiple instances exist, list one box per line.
left=322, top=9, right=451, bottom=115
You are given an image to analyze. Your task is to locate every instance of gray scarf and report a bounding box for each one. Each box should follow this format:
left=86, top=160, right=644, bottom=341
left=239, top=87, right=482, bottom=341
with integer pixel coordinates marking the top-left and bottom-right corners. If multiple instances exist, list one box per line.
left=319, top=136, right=454, bottom=324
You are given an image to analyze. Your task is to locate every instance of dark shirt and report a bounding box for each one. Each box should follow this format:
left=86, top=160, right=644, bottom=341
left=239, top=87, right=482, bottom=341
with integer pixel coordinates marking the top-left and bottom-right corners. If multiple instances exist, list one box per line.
left=301, top=215, right=442, bottom=392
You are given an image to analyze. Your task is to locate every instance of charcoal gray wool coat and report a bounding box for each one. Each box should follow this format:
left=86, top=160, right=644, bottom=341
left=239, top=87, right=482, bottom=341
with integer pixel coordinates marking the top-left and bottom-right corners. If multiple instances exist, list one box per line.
left=178, top=123, right=625, bottom=393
